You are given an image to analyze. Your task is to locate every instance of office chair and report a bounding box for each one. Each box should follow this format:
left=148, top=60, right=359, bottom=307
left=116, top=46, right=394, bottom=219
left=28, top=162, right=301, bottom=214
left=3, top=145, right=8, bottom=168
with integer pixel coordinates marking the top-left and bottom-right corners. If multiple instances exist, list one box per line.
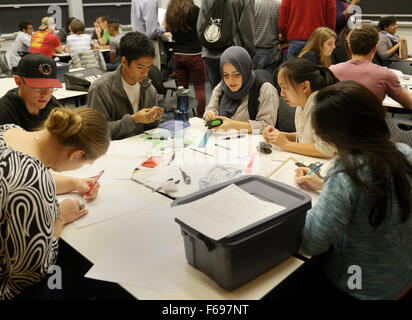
left=275, top=96, right=296, bottom=133
left=387, top=117, right=412, bottom=147
left=388, top=61, right=412, bottom=76
left=0, top=51, right=11, bottom=78
left=148, top=65, right=177, bottom=98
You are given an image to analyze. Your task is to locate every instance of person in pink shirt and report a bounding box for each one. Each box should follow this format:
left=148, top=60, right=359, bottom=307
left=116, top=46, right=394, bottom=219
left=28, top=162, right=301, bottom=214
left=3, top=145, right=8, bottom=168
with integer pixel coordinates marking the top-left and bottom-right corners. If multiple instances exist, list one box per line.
left=330, top=24, right=412, bottom=109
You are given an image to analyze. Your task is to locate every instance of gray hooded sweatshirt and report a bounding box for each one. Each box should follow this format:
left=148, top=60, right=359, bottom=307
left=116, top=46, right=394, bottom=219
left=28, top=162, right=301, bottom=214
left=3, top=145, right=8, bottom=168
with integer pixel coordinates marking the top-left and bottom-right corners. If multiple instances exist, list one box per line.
left=87, top=64, right=159, bottom=140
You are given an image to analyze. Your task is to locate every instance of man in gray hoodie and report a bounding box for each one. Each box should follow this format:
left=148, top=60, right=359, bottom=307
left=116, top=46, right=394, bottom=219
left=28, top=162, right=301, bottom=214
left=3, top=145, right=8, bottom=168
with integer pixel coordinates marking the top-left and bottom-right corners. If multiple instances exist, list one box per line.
left=88, top=32, right=163, bottom=140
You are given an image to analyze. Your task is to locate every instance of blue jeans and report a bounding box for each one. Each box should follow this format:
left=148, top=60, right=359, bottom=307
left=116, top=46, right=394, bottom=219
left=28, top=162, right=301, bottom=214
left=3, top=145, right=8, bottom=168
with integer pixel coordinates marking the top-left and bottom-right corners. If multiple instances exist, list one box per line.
left=252, top=47, right=279, bottom=74
left=286, top=40, right=307, bottom=61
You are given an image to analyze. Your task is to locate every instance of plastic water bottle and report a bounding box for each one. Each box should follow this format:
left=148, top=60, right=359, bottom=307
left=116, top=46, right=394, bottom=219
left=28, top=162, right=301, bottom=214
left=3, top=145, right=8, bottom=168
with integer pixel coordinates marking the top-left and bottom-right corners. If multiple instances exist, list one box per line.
left=176, top=86, right=190, bottom=122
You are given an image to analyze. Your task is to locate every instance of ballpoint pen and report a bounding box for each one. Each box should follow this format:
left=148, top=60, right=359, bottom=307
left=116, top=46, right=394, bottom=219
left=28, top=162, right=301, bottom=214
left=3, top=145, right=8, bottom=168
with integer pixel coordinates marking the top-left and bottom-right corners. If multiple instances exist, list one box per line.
left=215, top=143, right=231, bottom=150
left=167, top=151, right=175, bottom=165
left=179, top=167, right=191, bottom=184
left=86, top=170, right=104, bottom=196
left=223, top=135, right=246, bottom=140
left=304, top=163, right=324, bottom=176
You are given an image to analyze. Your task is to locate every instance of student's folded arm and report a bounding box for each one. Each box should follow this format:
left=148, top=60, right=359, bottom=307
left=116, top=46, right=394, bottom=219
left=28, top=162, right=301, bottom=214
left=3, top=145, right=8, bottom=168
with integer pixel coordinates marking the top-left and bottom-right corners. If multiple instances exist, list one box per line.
left=300, top=173, right=353, bottom=256
left=282, top=142, right=333, bottom=159
left=377, top=37, right=393, bottom=59
left=87, top=86, right=136, bottom=140
left=248, top=83, right=279, bottom=133
left=392, top=89, right=412, bottom=109
left=203, top=85, right=221, bottom=118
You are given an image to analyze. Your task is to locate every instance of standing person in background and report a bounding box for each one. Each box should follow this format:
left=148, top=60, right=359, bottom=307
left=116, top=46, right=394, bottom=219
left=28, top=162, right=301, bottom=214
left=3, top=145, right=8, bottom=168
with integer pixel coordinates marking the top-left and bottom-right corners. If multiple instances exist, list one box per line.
left=165, top=0, right=207, bottom=117
left=279, top=0, right=336, bottom=61
left=131, top=0, right=172, bottom=70
left=252, top=0, right=281, bottom=75
left=29, top=17, right=63, bottom=58
left=10, top=20, right=33, bottom=73
left=335, top=0, right=360, bottom=36
left=299, top=27, right=337, bottom=67
left=197, top=0, right=256, bottom=91
left=57, top=17, right=76, bottom=44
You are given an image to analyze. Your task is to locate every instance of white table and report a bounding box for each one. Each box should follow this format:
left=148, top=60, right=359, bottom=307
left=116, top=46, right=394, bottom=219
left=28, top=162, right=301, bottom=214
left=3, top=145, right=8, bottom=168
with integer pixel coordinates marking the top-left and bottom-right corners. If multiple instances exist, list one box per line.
left=59, top=118, right=333, bottom=300
left=0, top=77, right=87, bottom=106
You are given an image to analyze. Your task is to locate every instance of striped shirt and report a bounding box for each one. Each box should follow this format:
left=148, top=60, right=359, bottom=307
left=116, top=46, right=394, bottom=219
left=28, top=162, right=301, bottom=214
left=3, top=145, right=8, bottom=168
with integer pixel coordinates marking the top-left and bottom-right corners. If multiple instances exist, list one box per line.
left=300, top=143, right=412, bottom=299
left=204, top=82, right=279, bottom=133
left=66, top=34, right=93, bottom=54
left=254, top=0, right=281, bottom=48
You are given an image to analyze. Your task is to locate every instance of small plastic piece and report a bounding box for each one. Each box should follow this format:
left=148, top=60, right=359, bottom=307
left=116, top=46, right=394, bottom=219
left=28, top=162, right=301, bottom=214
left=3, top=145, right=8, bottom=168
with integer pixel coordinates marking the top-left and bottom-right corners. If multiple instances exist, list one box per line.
left=205, top=119, right=223, bottom=129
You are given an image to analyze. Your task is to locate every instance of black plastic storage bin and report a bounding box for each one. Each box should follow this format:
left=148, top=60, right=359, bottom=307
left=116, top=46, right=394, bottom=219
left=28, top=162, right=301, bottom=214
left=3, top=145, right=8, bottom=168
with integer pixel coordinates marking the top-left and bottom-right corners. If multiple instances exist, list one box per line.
left=172, top=175, right=311, bottom=291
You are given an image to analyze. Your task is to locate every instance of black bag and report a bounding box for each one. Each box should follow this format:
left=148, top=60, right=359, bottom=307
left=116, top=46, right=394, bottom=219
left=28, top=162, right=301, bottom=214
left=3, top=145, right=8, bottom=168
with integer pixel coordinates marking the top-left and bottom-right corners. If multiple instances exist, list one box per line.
left=199, top=0, right=234, bottom=52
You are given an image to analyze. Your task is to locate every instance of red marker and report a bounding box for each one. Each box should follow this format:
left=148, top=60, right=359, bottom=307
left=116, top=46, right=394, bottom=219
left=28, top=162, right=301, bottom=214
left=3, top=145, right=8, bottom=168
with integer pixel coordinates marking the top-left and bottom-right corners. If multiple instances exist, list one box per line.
left=86, top=170, right=104, bottom=196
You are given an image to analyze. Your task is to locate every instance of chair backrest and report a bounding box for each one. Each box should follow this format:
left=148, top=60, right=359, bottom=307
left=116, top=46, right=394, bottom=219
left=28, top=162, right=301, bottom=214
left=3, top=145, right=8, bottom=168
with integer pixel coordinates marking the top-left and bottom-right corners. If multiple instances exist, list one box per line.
left=0, top=51, right=11, bottom=78
left=148, top=65, right=167, bottom=95
left=275, top=96, right=296, bottom=132
left=70, top=50, right=107, bottom=71
left=387, top=117, right=412, bottom=147
left=388, top=61, right=412, bottom=75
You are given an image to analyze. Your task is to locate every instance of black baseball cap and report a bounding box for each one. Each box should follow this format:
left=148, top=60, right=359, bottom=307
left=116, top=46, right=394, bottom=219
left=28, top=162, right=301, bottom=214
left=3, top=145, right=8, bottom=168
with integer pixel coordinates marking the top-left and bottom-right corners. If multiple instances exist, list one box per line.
left=16, top=53, right=62, bottom=88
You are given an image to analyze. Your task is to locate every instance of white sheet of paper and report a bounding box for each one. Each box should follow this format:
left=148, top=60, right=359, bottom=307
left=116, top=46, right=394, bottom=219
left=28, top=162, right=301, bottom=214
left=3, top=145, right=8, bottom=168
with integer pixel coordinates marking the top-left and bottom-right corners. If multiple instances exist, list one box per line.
left=268, top=158, right=321, bottom=204
left=56, top=187, right=146, bottom=228
left=85, top=208, right=186, bottom=292
left=173, top=184, right=286, bottom=241
left=106, top=140, right=151, bottom=157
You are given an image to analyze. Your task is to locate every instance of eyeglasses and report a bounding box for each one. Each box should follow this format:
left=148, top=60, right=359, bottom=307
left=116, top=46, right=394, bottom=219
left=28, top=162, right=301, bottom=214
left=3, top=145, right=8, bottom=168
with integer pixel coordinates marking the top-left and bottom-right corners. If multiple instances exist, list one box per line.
left=21, top=79, right=57, bottom=92
left=30, top=87, right=58, bottom=93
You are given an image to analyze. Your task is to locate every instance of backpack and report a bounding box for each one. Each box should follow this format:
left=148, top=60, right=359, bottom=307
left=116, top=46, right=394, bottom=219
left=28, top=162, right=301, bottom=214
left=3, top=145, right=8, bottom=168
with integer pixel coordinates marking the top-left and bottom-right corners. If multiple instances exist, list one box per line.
left=199, top=0, right=234, bottom=52
left=218, top=75, right=266, bottom=120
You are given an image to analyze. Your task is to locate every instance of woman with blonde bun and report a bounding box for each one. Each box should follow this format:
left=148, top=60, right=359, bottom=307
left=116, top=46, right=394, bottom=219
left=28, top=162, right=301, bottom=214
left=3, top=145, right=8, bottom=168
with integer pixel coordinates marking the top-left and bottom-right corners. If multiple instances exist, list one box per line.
left=0, top=107, right=110, bottom=300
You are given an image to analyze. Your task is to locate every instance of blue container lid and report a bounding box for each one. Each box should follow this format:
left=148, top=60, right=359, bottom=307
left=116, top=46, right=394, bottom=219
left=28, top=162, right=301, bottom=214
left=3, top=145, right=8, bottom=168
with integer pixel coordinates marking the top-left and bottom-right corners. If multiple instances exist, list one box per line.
left=158, top=120, right=190, bottom=132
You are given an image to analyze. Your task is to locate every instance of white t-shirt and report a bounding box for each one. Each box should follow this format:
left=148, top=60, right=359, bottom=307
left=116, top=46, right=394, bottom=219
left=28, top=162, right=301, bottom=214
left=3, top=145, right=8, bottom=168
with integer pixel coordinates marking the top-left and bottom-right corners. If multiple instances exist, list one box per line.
left=121, top=77, right=141, bottom=113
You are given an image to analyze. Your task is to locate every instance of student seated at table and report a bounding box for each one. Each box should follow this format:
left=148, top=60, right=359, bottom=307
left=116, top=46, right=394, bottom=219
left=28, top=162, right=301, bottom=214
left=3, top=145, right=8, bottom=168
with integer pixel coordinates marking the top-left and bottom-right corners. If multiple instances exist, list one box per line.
left=203, top=46, right=279, bottom=134
left=298, top=27, right=337, bottom=67
left=10, top=19, right=33, bottom=73
left=331, top=25, right=351, bottom=64
left=57, top=17, right=76, bottom=44
left=106, top=19, right=125, bottom=71
left=294, top=81, right=412, bottom=300
left=330, top=24, right=412, bottom=109
left=29, top=17, right=64, bottom=58
left=377, top=16, right=405, bottom=63
left=87, top=31, right=163, bottom=140
left=65, top=19, right=94, bottom=54
left=0, top=107, right=110, bottom=300
left=263, top=58, right=337, bottom=158
left=0, top=53, right=105, bottom=197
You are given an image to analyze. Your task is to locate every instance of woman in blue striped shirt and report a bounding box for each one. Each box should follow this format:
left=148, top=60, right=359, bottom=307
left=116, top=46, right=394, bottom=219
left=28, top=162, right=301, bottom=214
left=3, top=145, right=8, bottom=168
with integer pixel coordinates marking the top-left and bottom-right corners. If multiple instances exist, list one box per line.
left=295, top=81, right=412, bottom=300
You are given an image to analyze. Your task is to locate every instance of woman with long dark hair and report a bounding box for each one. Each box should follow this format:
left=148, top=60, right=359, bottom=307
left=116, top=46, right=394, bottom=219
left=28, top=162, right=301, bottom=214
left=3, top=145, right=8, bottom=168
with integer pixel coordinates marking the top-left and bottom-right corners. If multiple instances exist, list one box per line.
left=295, top=81, right=412, bottom=300
left=165, top=0, right=207, bottom=117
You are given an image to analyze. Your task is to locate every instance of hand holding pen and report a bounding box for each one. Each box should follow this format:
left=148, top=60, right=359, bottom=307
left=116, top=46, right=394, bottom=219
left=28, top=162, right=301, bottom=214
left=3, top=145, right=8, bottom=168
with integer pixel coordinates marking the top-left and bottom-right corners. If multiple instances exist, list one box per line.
left=294, top=167, right=324, bottom=191
left=84, top=170, right=104, bottom=200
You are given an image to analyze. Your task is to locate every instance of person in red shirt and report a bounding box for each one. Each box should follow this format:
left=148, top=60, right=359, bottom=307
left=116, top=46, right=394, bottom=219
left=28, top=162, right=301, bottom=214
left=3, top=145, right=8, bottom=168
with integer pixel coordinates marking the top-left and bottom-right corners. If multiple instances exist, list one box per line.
left=30, top=17, right=64, bottom=58
left=279, top=0, right=336, bottom=61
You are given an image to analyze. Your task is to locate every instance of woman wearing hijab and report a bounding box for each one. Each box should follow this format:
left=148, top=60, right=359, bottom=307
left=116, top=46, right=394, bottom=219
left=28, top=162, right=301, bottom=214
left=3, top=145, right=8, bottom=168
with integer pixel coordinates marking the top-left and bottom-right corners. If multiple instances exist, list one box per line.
left=203, top=46, right=279, bottom=133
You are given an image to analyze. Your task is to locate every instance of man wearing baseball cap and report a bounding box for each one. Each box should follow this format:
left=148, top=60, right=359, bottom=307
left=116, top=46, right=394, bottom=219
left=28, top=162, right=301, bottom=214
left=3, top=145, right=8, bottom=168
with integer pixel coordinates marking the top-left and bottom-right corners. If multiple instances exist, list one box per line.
left=0, top=53, right=62, bottom=130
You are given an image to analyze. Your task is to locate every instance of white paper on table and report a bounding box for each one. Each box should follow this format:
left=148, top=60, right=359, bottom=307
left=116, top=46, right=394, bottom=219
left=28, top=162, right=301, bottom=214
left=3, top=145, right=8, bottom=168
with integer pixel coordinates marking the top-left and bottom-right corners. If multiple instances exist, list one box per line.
left=85, top=207, right=186, bottom=292
left=268, top=158, right=321, bottom=205
left=56, top=186, right=146, bottom=228
left=172, top=184, right=286, bottom=241
left=147, top=164, right=215, bottom=198
left=106, top=140, right=151, bottom=157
